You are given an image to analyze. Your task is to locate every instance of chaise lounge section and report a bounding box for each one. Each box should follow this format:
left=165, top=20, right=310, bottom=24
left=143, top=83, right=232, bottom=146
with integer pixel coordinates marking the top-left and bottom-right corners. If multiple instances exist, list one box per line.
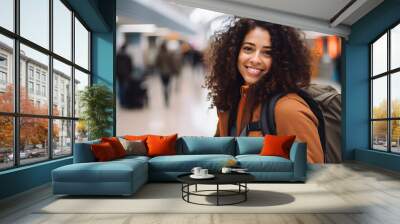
left=52, top=136, right=307, bottom=196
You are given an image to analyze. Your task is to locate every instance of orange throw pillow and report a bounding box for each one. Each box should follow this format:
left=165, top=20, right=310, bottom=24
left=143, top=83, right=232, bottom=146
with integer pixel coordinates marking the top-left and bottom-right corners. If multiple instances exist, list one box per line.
left=91, top=142, right=117, bottom=161
left=146, top=134, right=178, bottom=157
left=101, top=137, right=126, bottom=158
left=124, top=135, right=149, bottom=141
left=259, top=134, right=296, bottom=159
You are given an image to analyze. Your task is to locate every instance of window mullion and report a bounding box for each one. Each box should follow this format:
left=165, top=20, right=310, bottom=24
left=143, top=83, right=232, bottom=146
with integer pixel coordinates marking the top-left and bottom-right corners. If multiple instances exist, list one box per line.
left=13, top=0, right=20, bottom=167
left=71, top=10, right=76, bottom=154
left=49, top=0, right=53, bottom=160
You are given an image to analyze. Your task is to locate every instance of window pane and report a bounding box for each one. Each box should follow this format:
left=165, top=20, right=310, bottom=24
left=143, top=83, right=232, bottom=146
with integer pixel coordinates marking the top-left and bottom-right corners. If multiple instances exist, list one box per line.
left=391, top=24, right=400, bottom=70
left=391, top=72, right=400, bottom=118
left=0, top=0, right=14, bottom=31
left=20, top=117, right=49, bottom=165
left=0, top=116, right=13, bottom=170
left=372, top=77, right=387, bottom=119
left=372, top=33, right=387, bottom=76
left=53, top=59, right=72, bottom=117
left=372, top=121, right=387, bottom=151
left=75, top=18, right=89, bottom=70
left=53, top=119, right=72, bottom=158
left=391, top=120, right=400, bottom=153
left=20, top=44, right=49, bottom=115
left=20, top=0, right=49, bottom=49
left=74, top=69, right=89, bottom=118
left=0, top=35, right=14, bottom=112
left=75, top=120, right=88, bottom=143
left=53, top=0, right=72, bottom=60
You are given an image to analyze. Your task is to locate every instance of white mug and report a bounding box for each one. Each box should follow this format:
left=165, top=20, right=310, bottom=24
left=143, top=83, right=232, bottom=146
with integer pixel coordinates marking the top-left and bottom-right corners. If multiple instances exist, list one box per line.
left=221, top=167, right=232, bottom=174
left=200, top=169, right=208, bottom=176
left=191, top=167, right=202, bottom=176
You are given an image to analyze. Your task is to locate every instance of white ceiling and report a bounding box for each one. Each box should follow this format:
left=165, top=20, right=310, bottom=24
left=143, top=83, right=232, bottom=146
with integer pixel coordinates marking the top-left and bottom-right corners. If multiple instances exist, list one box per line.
left=168, top=0, right=384, bottom=38
left=225, top=0, right=352, bottom=22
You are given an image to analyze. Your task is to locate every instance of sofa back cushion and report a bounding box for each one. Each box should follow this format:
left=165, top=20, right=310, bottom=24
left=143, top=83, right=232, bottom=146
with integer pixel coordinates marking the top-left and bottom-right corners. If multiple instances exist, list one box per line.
left=74, top=139, right=100, bottom=163
left=236, top=137, right=264, bottom=155
left=177, top=136, right=235, bottom=155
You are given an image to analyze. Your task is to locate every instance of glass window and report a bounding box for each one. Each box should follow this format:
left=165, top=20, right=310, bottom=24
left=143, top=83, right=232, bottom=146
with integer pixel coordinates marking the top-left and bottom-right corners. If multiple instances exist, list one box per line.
left=391, top=72, right=400, bottom=118
left=372, top=121, right=388, bottom=151
left=0, top=0, right=92, bottom=169
left=371, top=23, right=400, bottom=154
left=391, top=24, right=400, bottom=70
left=0, top=35, right=14, bottom=113
left=372, top=77, right=387, bottom=119
left=53, top=119, right=72, bottom=158
left=391, top=120, right=400, bottom=153
left=28, top=67, right=34, bottom=80
left=20, top=0, right=49, bottom=49
left=0, top=116, right=13, bottom=170
left=75, top=120, right=88, bottom=143
left=53, top=59, right=72, bottom=116
left=20, top=44, right=49, bottom=115
left=19, top=117, right=49, bottom=165
left=74, top=69, right=89, bottom=118
left=0, top=0, right=14, bottom=31
left=372, top=34, right=387, bottom=76
left=28, top=81, right=34, bottom=94
left=74, top=18, right=89, bottom=70
left=53, top=0, right=72, bottom=60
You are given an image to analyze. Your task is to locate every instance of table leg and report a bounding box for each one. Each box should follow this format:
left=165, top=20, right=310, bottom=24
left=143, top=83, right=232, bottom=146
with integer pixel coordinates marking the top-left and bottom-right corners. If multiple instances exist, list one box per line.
left=245, top=183, right=247, bottom=201
left=217, top=184, right=219, bottom=206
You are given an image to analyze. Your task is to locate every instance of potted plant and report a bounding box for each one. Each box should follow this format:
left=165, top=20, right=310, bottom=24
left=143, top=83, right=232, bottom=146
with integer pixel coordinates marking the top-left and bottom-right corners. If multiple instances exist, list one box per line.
left=79, top=84, right=114, bottom=140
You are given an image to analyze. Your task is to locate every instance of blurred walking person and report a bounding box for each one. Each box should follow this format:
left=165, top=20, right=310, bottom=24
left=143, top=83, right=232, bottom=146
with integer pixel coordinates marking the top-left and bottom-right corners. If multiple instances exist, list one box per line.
left=156, top=41, right=174, bottom=107
left=116, top=43, right=133, bottom=107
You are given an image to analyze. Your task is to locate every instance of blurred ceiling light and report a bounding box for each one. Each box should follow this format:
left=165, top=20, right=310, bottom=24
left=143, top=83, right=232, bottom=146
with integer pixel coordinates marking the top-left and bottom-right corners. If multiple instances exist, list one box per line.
left=119, top=24, right=157, bottom=33
left=190, top=8, right=225, bottom=24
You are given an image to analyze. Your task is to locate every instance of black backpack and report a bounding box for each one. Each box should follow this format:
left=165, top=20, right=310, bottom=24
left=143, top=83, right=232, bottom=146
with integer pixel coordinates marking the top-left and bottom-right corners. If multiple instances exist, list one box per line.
left=229, top=84, right=342, bottom=163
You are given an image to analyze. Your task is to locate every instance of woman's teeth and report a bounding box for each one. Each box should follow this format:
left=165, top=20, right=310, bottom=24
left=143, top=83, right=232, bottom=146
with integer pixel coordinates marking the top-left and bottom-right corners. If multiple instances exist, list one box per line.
left=247, top=67, right=262, bottom=75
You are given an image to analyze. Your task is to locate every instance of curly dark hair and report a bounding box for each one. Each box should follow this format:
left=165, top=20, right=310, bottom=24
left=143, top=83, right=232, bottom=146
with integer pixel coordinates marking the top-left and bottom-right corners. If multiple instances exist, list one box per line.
left=205, top=17, right=311, bottom=111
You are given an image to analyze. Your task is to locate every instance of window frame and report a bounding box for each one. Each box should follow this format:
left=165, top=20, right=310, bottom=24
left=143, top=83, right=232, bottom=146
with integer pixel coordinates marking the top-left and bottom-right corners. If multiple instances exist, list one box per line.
left=0, top=0, right=92, bottom=171
left=370, top=20, right=400, bottom=154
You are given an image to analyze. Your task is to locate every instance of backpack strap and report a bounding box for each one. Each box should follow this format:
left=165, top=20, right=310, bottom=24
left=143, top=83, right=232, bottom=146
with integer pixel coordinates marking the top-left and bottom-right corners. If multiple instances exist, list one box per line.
left=260, top=93, right=287, bottom=135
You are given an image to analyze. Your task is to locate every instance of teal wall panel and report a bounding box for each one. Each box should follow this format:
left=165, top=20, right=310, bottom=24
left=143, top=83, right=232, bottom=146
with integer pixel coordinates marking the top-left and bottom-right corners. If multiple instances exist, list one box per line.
left=355, top=149, right=400, bottom=172
left=0, top=158, right=72, bottom=199
left=345, top=0, right=400, bottom=171
left=91, top=0, right=116, bottom=136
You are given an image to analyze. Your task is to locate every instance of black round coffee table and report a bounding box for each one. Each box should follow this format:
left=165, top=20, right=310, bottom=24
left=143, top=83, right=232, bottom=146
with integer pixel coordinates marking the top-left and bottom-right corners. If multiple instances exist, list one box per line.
left=177, top=173, right=255, bottom=206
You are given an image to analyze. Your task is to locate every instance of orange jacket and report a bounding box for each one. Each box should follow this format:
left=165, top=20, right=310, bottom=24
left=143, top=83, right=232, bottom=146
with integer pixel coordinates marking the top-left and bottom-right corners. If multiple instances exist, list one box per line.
left=215, top=85, right=324, bottom=163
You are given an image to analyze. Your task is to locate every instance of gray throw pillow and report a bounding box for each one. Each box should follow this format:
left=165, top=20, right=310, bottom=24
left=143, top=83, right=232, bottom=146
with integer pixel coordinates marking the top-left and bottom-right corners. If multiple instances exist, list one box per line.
left=118, top=138, right=147, bottom=156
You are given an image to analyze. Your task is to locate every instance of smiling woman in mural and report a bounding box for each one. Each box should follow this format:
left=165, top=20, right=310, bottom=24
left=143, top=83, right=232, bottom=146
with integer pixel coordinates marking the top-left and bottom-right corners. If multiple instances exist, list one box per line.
left=205, top=17, right=324, bottom=163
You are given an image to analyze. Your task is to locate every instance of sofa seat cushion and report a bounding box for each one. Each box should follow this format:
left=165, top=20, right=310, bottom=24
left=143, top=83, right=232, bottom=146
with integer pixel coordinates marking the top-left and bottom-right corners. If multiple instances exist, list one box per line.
left=236, top=155, right=293, bottom=172
left=53, top=159, right=147, bottom=183
left=149, top=154, right=235, bottom=172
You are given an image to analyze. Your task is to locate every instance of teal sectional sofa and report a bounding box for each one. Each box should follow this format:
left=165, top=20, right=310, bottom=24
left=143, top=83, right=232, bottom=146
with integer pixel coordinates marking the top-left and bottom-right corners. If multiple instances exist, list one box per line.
left=52, top=136, right=307, bottom=196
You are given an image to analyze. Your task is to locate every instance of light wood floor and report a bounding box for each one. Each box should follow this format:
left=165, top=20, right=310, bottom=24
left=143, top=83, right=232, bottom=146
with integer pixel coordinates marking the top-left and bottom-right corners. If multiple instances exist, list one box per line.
left=1, top=162, right=400, bottom=224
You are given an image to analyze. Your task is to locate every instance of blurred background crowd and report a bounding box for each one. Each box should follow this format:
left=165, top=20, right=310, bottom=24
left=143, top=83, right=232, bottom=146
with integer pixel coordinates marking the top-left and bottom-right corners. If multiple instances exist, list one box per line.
left=115, top=0, right=341, bottom=137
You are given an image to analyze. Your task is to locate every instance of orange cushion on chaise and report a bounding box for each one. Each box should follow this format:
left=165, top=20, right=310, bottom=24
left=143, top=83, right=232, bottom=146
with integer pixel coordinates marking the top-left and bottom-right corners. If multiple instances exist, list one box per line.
left=91, top=142, right=118, bottom=161
left=259, top=134, right=296, bottom=159
left=101, top=137, right=127, bottom=158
